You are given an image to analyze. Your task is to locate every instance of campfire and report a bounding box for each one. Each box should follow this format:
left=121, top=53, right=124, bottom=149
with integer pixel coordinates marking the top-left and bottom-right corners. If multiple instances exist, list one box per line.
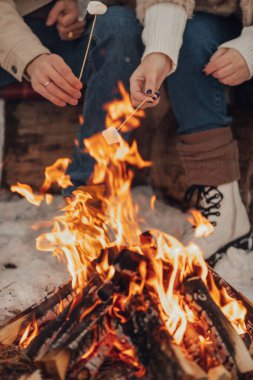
left=1, top=83, right=253, bottom=380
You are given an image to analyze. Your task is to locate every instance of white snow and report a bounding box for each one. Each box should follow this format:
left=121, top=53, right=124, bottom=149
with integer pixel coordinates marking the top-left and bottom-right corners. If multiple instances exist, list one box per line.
left=0, top=186, right=252, bottom=326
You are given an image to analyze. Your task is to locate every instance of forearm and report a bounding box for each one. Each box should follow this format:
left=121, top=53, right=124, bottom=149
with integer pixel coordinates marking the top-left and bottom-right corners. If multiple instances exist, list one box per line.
left=142, top=3, right=187, bottom=74
left=219, top=26, right=253, bottom=78
left=0, top=0, right=50, bottom=81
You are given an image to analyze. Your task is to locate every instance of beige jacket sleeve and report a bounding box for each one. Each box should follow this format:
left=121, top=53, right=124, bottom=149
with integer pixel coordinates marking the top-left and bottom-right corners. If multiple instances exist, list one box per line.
left=136, top=0, right=195, bottom=23
left=0, top=0, right=50, bottom=82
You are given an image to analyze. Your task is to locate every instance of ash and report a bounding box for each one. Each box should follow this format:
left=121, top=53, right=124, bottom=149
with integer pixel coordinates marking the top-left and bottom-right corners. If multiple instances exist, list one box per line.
left=0, top=186, right=252, bottom=326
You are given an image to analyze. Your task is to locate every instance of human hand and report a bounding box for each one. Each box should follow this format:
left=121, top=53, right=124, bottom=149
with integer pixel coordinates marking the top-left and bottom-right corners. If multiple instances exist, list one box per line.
left=46, top=0, right=86, bottom=40
left=204, top=48, right=250, bottom=86
left=26, top=54, right=82, bottom=107
left=130, top=53, right=172, bottom=109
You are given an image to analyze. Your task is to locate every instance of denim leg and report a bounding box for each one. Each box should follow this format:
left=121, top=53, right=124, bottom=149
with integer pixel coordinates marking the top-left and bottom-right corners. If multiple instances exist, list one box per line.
left=62, top=6, right=143, bottom=194
left=166, top=12, right=242, bottom=135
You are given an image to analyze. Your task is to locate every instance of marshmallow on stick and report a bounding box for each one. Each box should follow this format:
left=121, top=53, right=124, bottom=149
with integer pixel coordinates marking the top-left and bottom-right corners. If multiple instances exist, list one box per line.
left=87, top=1, right=107, bottom=15
left=79, top=1, right=107, bottom=81
left=102, top=96, right=151, bottom=145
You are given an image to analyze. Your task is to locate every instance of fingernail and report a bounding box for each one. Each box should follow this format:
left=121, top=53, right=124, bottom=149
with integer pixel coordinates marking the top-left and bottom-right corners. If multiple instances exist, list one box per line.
left=70, top=99, right=78, bottom=106
left=155, top=91, right=160, bottom=98
left=146, top=89, right=153, bottom=95
left=75, top=92, right=81, bottom=99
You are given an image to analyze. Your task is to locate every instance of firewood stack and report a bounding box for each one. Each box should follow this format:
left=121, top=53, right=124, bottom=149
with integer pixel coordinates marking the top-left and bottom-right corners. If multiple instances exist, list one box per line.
left=1, top=240, right=253, bottom=380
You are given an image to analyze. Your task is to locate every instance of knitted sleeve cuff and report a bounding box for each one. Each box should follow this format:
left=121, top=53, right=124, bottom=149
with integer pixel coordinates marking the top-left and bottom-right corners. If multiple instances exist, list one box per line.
left=142, top=3, right=187, bottom=75
left=219, top=26, right=253, bottom=79
left=136, top=0, right=195, bottom=24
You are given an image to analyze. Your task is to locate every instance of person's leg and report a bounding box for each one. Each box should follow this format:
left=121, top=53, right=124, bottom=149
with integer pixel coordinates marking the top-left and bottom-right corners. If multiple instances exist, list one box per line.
left=165, top=12, right=251, bottom=263
left=52, top=6, right=143, bottom=195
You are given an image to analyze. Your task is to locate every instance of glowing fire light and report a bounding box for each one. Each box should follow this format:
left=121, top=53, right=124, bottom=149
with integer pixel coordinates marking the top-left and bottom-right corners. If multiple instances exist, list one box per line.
left=104, top=81, right=145, bottom=133
left=11, top=158, right=72, bottom=206
left=19, top=320, right=39, bottom=350
left=15, top=82, right=247, bottom=359
left=10, top=183, right=44, bottom=206
left=189, top=210, right=214, bottom=238
left=209, top=274, right=247, bottom=335
left=150, top=195, right=156, bottom=210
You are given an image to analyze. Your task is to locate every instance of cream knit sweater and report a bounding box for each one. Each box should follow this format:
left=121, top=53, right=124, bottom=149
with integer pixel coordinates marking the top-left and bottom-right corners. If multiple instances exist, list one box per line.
left=142, top=3, right=253, bottom=78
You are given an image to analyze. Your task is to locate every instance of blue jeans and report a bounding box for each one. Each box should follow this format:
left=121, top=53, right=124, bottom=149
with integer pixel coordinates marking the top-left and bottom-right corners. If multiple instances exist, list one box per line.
left=0, top=6, right=143, bottom=196
left=166, top=12, right=246, bottom=135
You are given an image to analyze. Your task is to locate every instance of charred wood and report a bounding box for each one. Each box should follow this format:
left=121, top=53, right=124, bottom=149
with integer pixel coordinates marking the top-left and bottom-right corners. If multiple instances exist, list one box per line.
left=184, top=277, right=253, bottom=376
left=122, top=294, right=207, bottom=380
left=0, top=281, right=75, bottom=347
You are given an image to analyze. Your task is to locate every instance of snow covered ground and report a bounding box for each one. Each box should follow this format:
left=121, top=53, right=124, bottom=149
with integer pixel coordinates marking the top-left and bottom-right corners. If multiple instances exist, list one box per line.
left=0, top=186, right=253, bottom=326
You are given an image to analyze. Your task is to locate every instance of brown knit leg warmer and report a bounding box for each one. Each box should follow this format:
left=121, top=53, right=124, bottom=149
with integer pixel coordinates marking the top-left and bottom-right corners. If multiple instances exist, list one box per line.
left=177, top=127, right=240, bottom=187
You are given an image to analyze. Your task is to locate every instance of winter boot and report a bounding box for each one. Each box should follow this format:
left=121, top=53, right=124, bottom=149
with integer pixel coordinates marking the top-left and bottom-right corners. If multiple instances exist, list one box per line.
left=183, top=181, right=252, bottom=266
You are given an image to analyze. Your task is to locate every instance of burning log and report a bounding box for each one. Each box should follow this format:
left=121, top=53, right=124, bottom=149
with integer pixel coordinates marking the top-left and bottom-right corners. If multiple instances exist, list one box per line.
left=36, top=297, right=113, bottom=380
left=208, top=267, right=253, bottom=345
left=121, top=294, right=208, bottom=380
left=183, top=277, right=253, bottom=376
left=68, top=330, right=118, bottom=380
left=0, top=280, right=75, bottom=347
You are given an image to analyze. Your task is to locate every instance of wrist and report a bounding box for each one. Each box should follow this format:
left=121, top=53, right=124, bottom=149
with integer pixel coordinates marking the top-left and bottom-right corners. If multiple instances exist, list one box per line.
left=26, top=53, right=50, bottom=77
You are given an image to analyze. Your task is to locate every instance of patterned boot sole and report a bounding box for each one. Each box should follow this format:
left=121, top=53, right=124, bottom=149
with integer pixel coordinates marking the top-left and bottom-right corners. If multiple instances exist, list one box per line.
left=207, top=229, right=253, bottom=268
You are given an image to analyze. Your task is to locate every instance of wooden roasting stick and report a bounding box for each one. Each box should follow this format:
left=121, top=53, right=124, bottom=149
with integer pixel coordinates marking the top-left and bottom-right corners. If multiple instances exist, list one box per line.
left=102, top=96, right=151, bottom=145
left=183, top=277, right=253, bottom=377
left=78, top=1, right=107, bottom=81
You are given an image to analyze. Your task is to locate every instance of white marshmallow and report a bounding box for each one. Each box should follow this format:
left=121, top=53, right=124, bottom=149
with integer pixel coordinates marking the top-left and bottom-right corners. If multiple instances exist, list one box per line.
left=102, top=127, right=121, bottom=145
left=87, top=1, right=107, bottom=15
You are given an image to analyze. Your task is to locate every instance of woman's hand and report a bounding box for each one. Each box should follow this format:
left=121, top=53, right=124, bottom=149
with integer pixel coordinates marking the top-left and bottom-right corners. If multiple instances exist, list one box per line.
left=46, top=0, right=86, bottom=40
left=204, top=48, right=250, bottom=86
left=26, top=54, right=82, bottom=107
left=130, top=53, right=172, bottom=109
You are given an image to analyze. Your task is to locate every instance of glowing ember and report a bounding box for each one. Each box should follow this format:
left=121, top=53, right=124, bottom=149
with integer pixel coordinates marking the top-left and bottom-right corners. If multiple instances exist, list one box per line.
left=19, top=320, right=39, bottom=350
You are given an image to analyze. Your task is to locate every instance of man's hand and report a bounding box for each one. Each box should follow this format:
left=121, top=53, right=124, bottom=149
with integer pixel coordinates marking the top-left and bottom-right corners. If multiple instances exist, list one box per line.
left=204, top=48, right=250, bottom=86
left=26, top=54, right=82, bottom=107
left=130, top=53, right=172, bottom=109
left=46, top=0, right=86, bottom=40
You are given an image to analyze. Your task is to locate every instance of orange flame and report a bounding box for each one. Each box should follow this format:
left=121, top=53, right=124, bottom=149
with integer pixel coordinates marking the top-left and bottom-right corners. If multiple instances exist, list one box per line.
left=104, top=81, right=145, bottom=133
left=10, top=183, right=44, bottom=206
left=150, top=195, right=156, bottom=210
left=11, top=158, right=72, bottom=206
left=209, top=274, right=247, bottom=335
left=189, top=210, right=214, bottom=238
left=40, top=158, right=72, bottom=192
left=19, top=320, right=39, bottom=349
left=13, top=82, right=247, bottom=355
left=113, top=338, right=146, bottom=377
